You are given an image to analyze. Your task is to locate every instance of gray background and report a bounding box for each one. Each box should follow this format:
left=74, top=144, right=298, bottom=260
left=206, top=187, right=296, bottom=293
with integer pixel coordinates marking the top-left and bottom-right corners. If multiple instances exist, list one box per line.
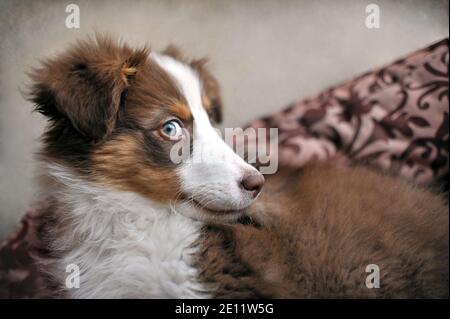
left=0, top=0, right=449, bottom=240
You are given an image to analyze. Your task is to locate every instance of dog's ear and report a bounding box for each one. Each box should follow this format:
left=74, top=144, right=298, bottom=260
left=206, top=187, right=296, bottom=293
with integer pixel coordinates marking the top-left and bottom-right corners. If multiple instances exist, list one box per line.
left=163, top=45, right=223, bottom=124
left=28, top=36, right=148, bottom=142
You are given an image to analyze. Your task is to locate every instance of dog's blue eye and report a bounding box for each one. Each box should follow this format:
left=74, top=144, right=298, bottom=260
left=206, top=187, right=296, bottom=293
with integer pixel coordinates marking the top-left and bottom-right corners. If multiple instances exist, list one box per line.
left=163, top=122, right=176, bottom=135
left=161, top=120, right=183, bottom=140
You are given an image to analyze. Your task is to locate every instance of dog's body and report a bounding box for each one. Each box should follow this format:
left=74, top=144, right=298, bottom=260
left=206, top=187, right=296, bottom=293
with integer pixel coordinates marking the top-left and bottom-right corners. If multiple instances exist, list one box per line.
left=197, top=165, right=449, bottom=298
left=29, top=37, right=448, bottom=298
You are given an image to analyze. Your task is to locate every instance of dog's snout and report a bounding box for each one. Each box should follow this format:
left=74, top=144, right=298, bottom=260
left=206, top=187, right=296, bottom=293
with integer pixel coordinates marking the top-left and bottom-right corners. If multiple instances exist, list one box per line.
left=241, top=173, right=265, bottom=196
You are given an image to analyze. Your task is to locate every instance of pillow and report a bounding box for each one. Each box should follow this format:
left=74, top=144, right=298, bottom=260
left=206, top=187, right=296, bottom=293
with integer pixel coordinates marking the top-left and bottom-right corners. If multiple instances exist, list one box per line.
left=248, top=39, right=448, bottom=186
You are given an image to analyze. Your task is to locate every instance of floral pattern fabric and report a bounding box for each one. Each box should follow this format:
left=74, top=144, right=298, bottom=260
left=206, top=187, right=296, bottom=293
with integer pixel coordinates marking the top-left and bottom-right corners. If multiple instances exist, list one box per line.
left=249, top=39, right=448, bottom=185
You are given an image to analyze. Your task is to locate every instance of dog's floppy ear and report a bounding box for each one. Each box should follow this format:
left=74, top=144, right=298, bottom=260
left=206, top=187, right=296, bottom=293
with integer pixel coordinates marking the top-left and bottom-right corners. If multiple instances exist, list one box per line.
left=28, top=36, right=148, bottom=142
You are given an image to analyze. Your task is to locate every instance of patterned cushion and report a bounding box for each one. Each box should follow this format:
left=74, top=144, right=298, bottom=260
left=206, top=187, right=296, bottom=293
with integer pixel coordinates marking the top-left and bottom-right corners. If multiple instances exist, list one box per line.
left=0, top=39, right=448, bottom=298
left=0, top=202, right=52, bottom=298
left=249, top=39, right=448, bottom=186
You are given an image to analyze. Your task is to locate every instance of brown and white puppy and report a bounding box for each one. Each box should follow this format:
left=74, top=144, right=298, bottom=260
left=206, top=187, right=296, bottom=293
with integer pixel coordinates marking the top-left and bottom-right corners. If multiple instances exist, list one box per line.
left=29, top=36, right=448, bottom=298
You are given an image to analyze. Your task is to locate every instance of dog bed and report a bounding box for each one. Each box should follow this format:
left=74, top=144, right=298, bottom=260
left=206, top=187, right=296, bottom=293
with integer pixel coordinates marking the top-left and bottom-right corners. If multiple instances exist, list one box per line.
left=0, top=38, right=448, bottom=298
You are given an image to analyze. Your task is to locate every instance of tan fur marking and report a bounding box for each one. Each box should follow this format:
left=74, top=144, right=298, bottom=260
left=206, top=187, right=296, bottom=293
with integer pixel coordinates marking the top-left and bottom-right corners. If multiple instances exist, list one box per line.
left=91, top=133, right=181, bottom=203
left=202, top=95, right=212, bottom=113
left=170, top=102, right=192, bottom=121
left=121, top=65, right=138, bottom=84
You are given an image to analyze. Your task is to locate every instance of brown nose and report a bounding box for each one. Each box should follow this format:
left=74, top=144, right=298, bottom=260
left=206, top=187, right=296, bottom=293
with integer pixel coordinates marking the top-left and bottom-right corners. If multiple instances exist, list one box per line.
left=241, top=173, right=265, bottom=196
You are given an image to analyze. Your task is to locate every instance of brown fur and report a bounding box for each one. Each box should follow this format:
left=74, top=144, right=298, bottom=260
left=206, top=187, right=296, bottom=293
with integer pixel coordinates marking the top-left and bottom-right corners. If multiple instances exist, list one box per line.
left=194, top=163, right=449, bottom=298
left=28, top=35, right=148, bottom=142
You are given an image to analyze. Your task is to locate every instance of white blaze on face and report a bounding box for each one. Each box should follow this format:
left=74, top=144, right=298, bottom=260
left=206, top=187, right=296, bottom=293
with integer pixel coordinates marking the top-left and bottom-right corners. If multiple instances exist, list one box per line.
left=150, top=53, right=260, bottom=213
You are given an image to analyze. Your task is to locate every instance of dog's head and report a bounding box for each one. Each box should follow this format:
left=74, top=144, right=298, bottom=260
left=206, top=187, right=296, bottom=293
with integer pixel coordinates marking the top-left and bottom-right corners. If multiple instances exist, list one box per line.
left=29, top=36, right=264, bottom=222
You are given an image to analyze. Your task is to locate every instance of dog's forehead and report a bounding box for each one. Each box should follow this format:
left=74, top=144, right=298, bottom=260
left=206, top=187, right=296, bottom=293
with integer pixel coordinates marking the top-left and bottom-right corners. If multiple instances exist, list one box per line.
left=149, top=53, right=208, bottom=120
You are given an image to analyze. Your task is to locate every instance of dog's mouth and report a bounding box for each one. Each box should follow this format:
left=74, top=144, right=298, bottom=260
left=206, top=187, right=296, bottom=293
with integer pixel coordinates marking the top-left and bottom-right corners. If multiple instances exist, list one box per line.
left=176, top=197, right=250, bottom=224
left=190, top=200, right=261, bottom=227
left=191, top=198, right=246, bottom=216
left=175, top=190, right=260, bottom=224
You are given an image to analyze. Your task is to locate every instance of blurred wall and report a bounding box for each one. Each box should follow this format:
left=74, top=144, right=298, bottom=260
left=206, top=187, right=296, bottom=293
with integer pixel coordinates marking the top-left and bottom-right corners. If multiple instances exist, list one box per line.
left=0, top=0, right=448, bottom=240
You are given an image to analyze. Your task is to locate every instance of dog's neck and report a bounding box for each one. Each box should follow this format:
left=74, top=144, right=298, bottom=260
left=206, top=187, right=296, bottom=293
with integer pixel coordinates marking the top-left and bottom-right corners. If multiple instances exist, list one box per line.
left=44, top=163, right=209, bottom=298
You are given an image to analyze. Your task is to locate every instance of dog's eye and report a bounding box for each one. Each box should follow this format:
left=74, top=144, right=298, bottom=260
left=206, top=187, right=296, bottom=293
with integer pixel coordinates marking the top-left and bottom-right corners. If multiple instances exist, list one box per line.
left=160, top=120, right=183, bottom=141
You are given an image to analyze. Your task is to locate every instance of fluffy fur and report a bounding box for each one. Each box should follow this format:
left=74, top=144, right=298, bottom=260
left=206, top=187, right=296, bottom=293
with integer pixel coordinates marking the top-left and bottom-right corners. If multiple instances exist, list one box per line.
left=194, top=164, right=449, bottom=298
left=41, top=164, right=208, bottom=298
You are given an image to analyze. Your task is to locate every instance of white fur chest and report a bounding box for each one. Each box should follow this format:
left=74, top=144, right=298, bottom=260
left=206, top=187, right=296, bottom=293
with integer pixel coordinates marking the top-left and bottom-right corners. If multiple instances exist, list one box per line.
left=46, top=164, right=209, bottom=298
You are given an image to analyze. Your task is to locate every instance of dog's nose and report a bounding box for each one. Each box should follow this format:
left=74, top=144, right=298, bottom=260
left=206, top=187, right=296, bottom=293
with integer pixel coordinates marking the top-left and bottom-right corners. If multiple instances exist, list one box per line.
left=241, top=173, right=265, bottom=196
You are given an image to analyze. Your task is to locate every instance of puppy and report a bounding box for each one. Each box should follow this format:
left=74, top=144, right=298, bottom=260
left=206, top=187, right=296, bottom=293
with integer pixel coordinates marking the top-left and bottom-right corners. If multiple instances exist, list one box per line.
left=28, top=36, right=448, bottom=298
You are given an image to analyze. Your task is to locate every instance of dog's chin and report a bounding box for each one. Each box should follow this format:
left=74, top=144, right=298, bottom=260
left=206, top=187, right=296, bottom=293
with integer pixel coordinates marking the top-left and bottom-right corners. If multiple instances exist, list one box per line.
left=176, top=202, right=249, bottom=224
